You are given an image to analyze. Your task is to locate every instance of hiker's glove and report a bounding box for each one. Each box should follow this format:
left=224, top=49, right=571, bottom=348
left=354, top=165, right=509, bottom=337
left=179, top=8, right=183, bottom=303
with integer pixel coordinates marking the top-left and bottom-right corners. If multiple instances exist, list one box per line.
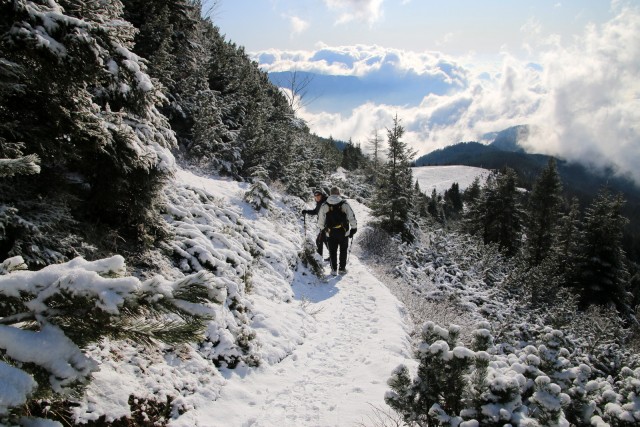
left=350, top=228, right=357, bottom=237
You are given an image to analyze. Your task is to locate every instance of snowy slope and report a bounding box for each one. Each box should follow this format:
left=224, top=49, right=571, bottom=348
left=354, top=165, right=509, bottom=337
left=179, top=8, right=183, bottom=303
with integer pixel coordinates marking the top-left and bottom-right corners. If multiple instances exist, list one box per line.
left=0, top=165, right=491, bottom=426
left=412, top=165, right=490, bottom=195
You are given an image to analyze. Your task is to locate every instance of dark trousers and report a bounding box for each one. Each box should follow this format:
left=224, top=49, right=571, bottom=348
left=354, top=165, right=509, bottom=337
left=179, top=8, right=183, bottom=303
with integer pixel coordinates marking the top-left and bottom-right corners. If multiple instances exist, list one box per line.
left=315, top=231, right=325, bottom=256
left=327, top=235, right=349, bottom=271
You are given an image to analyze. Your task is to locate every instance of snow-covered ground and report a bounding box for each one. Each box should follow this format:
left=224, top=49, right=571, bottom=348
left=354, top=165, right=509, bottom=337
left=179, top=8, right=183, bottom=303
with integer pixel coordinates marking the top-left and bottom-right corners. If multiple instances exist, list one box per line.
left=170, top=170, right=414, bottom=427
left=176, top=253, right=413, bottom=426
left=412, top=165, right=491, bottom=194
left=1, top=165, right=491, bottom=426
left=165, top=166, right=489, bottom=426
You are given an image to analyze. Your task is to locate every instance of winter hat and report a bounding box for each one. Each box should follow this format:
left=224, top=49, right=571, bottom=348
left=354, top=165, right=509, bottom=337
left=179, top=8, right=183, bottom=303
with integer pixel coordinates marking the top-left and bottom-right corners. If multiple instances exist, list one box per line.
left=313, top=188, right=325, bottom=196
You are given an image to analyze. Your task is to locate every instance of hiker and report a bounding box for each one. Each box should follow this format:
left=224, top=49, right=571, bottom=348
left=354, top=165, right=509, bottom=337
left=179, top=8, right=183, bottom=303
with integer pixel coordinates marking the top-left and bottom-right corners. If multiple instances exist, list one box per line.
left=317, top=186, right=357, bottom=275
left=302, top=188, right=328, bottom=256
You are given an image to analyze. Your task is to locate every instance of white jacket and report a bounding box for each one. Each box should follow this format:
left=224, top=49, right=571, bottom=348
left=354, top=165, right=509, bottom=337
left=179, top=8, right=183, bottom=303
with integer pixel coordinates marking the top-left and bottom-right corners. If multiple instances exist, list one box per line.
left=317, top=195, right=357, bottom=231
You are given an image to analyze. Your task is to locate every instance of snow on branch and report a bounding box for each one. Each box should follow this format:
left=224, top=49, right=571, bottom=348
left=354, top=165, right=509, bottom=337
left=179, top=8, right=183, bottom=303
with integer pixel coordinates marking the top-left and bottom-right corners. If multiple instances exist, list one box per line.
left=0, top=254, right=222, bottom=416
left=0, top=154, right=41, bottom=177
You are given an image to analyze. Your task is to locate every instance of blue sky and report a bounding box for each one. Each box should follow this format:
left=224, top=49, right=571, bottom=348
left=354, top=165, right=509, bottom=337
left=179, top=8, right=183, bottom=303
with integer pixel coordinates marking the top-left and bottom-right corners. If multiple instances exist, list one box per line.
left=207, top=1, right=640, bottom=184
left=211, top=0, right=613, bottom=55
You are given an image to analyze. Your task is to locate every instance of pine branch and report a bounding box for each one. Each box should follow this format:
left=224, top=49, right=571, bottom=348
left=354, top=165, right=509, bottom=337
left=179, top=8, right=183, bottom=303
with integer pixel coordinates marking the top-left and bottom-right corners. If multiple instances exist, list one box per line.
left=0, top=311, right=36, bottom=325
left=114, top=306, right=208, bottom=346
left=171, top=272, right=215, bottom=304
left=0, top=154, right=41, bottom=177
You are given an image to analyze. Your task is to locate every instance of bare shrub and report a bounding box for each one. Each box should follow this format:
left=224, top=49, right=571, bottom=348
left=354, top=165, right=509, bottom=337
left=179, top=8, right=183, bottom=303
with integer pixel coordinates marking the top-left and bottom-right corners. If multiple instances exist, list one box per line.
left=359, top=224, right=400, bottom=263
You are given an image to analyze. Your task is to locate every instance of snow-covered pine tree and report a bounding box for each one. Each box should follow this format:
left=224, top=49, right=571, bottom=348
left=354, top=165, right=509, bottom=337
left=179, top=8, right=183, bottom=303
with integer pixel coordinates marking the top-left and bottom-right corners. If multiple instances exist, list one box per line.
left=371, top=115, right=416, bottom=241
left=551, top=197, right=583, bottom=283
left=366, top=127, right=383, bottom=184
left=122, top=0, right=209, bottom=147
left=279, top=132, right=322, bottom=197
left=461, top=177, right=485, bottom=236
left=413, top=180, right=430, bottom=219
left=597, top=366, right=640, bottom=426
left=341, top=138, right=365, bottom=170
left=464, top=176, right=482, bottom=204
left=0, top=153, right=40, bottom=178
left=120, top=0, right=198, bottom=91
left=386, top=322, right=475, bottom=426
left=206, top=27, right=295, bottom=179
left=244, top=180, right=273, bottom=211
left=466, top=323, right=493, bottom=422
left=189, top=88, right=240, bottom=175
left=1, top=0, right=177, bottom=258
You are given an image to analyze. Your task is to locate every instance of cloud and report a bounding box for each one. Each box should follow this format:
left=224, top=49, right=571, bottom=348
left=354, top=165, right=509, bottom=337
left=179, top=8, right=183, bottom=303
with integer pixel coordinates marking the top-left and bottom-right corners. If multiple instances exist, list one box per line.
left=522, top=6, right=640, bottom=179
left=286, top=15, right=309, bottom=37
left=257, top=5, right=640, bottom=184
left=260, top=45, right=469, bottom=115
left=323, top=0, right=385, bottom=25
left=257, top=44, right=468, bottom=80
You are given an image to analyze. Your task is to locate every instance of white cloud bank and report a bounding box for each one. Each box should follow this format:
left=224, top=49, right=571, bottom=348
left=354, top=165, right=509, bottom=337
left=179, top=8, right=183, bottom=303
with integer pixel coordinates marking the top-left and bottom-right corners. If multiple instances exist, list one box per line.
left=256, top=5, right=640, bottom=184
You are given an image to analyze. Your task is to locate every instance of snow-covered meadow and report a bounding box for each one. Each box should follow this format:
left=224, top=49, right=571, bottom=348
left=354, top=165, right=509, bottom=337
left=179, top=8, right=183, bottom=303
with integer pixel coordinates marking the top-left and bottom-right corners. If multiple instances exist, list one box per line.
left=412, top=165, right=491, bottom=195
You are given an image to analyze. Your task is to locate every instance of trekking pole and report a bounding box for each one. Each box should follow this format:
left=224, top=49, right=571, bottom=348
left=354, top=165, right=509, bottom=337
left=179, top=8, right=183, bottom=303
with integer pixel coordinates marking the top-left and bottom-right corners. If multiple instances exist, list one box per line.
left=303, top=213, right=307, bottom=237
left=346, top=234, right=354, bottom=264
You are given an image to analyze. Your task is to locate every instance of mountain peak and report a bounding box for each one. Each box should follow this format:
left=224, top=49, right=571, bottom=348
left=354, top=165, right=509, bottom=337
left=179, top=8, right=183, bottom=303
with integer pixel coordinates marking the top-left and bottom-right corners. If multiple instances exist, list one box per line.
left=484, top=125, right=529, bottom=153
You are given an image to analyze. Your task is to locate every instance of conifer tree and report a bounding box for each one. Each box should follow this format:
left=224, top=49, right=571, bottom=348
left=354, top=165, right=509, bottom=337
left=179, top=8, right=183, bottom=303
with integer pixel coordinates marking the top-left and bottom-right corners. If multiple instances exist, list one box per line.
left=553, top=197, right=583, bottom=286
left=413, top=181, right=429, bottom=219
left=462, top=176, right=485, bottom=235
left=188, top=88, right=240, bottom=175
left=341, top=139, right=364, bottom=170
left=121, top=0, right=197, bottom=92
left=386, top=322, right=472, bottom=426
left=367, top=127, right=383, bottom=183
left=428, top=188, right=445, bottom=223
left=0, top=255, right=215, bottom=420
left=0, top=154, right=40, bottom=178
left=466, top=168, right=524, bottom=255
left=443, top=182, right=463, bottom=219
left=0, top=0, right=177, bottom=261
left=282, top=134, right=319, bottom=197
left=575, top=189, right=630, bottom=311
left=463, top=176, right=482, bottom=203
left=525, top=158, right=563, bottom=266
left=371, top=115, right=416, bottom=241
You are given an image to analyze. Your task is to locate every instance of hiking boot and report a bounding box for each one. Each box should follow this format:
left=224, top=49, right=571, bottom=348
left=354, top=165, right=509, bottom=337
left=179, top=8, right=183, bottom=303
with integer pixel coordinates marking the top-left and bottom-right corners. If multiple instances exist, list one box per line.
left=330, top=269, right=338, bottom=276
left=338, top=268, right=347, bottom=275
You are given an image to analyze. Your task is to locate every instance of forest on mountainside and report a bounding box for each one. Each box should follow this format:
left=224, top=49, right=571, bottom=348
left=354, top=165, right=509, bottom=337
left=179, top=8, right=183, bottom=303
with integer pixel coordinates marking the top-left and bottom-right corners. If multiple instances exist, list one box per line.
left=0, top=0, right=372, bottom=271
left=414, top=136, right=640, bottom=263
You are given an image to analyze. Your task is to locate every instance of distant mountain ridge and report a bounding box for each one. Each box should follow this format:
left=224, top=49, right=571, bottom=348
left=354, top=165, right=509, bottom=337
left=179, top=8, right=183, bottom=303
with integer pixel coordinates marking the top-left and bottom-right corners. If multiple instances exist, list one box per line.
left=414, top=125, right=640, bottom=261
left=414, top=125, right=637, bottom=197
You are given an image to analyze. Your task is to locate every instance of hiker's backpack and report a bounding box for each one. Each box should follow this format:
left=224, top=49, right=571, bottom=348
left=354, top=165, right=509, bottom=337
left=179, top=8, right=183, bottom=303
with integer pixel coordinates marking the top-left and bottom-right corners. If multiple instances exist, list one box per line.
left=325, top=201, right=350, bottom=232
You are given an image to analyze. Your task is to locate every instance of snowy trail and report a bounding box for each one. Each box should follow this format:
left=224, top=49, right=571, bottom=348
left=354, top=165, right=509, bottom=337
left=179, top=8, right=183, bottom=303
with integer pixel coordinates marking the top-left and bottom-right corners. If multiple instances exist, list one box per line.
left=167, top=172, right=414, bottom=426
left=174, top=254, right=413, bottom=427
